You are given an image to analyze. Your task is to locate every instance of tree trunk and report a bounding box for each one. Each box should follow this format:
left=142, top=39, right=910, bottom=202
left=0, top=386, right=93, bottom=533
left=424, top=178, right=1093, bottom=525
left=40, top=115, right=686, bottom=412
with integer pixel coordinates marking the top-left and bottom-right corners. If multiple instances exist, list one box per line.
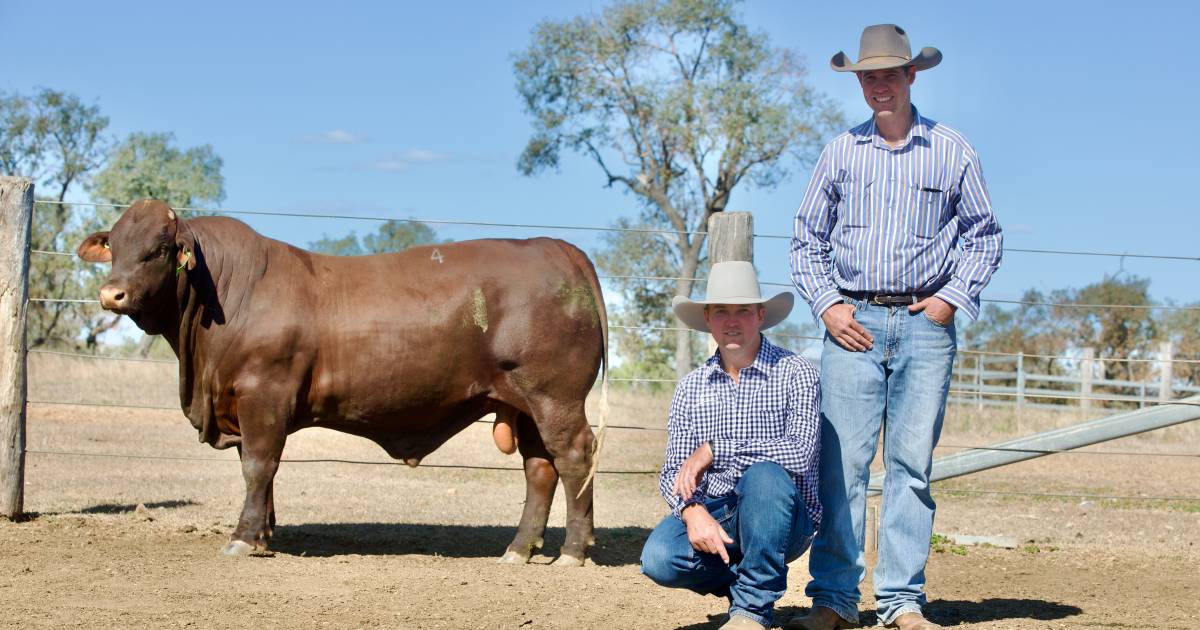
left=673, top=252, right=703, bottom=378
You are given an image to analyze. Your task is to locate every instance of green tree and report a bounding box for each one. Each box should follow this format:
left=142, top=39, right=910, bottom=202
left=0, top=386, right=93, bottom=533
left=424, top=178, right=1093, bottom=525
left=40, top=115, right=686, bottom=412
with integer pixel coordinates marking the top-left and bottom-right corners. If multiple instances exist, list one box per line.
left=308, top=220, right=443, bottom=255
left=3, top=89, right=113, bottom=350
left=1055, top=275, right=1157, bottom=383
left=596, top=220, right=680, bottom=388
left=963, top=288, right=1073, bottom=377
left=1161, top=303, right=1200, bottom=389
left=90, top=131, right=224, bottom=209
left=513, top=0, right=842, bottom=377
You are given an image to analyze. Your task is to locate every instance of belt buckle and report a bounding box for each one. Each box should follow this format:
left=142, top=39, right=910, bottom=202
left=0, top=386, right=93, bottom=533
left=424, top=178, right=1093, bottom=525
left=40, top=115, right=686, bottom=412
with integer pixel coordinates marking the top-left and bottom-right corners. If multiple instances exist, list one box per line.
left=871, top=294, right=887, bottom=305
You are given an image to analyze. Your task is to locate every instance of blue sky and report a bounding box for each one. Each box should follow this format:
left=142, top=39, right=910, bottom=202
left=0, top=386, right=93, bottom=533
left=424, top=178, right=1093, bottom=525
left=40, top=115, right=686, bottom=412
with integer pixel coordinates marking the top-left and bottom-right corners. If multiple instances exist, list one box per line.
left=4, top=0, right=1199, bottom=328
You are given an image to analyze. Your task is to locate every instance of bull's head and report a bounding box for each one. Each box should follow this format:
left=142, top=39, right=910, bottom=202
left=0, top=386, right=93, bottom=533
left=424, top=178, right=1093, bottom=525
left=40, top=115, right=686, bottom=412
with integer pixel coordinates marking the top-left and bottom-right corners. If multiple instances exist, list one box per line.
left=77, top=199, right=197, bottom=335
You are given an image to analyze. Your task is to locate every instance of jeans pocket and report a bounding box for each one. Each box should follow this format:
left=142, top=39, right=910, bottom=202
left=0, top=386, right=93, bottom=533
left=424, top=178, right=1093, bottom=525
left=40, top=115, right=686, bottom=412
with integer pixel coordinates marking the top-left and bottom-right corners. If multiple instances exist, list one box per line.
left=923, top=310, right=953, bottom=329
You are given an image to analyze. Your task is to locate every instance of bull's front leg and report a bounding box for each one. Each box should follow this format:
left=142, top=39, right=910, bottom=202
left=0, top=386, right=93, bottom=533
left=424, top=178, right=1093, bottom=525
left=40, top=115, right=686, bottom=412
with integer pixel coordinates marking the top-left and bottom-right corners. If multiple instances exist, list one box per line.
left=223, top=400, right=288, bottom=557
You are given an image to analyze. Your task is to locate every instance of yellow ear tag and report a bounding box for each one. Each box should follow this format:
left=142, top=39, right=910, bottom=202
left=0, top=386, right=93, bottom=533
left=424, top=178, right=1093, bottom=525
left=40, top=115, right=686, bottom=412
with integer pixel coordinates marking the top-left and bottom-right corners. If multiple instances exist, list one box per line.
left=176, top=250, right=191, bottom=275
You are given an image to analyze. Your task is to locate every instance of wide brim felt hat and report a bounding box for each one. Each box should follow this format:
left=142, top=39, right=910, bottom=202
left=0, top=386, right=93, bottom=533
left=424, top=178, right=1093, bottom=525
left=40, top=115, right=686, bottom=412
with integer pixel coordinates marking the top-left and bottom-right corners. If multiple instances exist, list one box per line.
left=831, top=23, right=941, bottom=73
left=672, top=260, right=794, bottom=333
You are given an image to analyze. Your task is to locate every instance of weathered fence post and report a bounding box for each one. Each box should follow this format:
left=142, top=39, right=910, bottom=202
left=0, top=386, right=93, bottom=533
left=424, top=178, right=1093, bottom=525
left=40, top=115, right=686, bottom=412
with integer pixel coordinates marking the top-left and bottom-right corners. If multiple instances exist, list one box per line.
left=975, top=354, right=983, bottom=410
left=1159, top=341, right=1173, bottom=402
left=0, top=176, right=33, bottom=520
left=706, top=212, right=754, bottom=265
left=1015, top=353, right=1025, bottom=431
left=705, top=212, right=754, bottom=356
left=1080, top=347, right=1095, bottom=413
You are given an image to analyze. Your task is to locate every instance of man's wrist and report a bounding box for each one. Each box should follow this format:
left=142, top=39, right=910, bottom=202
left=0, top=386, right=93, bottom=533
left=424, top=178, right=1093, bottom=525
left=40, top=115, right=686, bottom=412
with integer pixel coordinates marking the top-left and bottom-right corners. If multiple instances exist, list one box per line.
left=680, top=502, right=705, bottom=520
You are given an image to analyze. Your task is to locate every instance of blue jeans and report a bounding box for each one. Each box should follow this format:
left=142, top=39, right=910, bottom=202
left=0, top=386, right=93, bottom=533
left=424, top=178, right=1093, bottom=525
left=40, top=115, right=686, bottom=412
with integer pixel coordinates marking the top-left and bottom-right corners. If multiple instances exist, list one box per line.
left=805, top=299, right=955, bottom=625
left=641, top=462, right=814, bottom=627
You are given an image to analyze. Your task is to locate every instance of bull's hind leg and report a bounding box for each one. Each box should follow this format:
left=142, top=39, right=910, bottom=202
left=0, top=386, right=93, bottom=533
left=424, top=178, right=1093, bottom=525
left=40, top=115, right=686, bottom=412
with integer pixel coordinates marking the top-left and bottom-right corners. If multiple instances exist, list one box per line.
left=499, top=413, right=558, bottom=564
left=530, top=398, right=595, bottom=567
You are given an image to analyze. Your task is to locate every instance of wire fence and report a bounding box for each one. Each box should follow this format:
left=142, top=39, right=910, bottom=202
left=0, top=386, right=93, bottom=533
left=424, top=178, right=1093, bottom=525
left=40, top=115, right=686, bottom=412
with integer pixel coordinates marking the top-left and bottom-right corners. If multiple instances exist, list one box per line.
left=28, top=199, right=1200, bottom=313
left=14, top=198, right=1200, bottom=508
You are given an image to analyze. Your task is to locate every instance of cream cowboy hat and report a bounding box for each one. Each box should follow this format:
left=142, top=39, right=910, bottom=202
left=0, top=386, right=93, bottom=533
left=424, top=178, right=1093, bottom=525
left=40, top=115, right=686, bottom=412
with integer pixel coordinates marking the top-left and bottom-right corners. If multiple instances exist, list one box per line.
left=672, top=261, right=794, bottom=332
left=831, top=24, right=942, bottom=73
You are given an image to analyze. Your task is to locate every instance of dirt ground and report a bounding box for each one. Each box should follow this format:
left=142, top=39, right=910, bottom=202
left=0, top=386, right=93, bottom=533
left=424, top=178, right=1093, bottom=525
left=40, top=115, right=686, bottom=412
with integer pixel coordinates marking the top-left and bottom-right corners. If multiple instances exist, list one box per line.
left=2, top=355, right=1199, bottom=629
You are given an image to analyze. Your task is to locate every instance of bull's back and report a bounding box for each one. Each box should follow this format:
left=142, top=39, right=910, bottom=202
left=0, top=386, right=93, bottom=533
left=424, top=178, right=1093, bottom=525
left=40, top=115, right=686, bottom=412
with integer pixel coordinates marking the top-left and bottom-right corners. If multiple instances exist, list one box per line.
left=299, top=238, right=603, bottom=426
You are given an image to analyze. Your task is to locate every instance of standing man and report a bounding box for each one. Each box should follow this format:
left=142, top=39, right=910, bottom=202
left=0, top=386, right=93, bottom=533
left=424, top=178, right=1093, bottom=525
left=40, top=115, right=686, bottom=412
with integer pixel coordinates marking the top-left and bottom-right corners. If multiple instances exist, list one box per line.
left=641, top=261, right=822, bottom=630
left=788, top=25, right=1003, bottom=630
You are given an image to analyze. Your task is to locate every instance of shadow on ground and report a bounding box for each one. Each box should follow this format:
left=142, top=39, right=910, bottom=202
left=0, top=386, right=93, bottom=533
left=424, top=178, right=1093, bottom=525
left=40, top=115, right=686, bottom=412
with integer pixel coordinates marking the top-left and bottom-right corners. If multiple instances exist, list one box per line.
left=270, top=522, right=653, bottom=566
left=763, top=598, right=1082, bottom=629
left=671, top=599, right=1086, bottom=629
left=74, top=499, right=200, bottom=515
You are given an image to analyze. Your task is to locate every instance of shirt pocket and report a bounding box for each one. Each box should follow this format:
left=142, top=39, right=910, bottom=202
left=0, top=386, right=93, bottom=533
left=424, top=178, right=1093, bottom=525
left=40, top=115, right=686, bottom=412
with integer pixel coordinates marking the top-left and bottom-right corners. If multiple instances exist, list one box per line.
left=833, top=177, right=876, bottom=228
left=908, top=182, right=950, bottom=238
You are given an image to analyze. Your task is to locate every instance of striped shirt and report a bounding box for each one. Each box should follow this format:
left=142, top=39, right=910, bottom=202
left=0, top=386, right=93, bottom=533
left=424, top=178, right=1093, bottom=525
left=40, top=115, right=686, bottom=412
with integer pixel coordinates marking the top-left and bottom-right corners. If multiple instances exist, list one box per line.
left=658, top=337, right=822, bottom=527
left=790, top=106, right=1003, bottom=321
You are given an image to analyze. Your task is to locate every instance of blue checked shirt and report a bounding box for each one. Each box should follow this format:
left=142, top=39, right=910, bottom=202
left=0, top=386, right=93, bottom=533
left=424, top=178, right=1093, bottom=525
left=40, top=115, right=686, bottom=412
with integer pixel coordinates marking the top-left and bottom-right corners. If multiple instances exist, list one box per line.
left=658, top=337, right=822, bottom=527
left=790, top=106, right=1003, bottom=321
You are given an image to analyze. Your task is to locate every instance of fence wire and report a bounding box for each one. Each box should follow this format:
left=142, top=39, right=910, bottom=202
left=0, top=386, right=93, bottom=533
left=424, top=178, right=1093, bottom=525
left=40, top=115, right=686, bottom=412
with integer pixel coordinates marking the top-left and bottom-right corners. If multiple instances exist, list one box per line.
left=35, top=199, right=1200, bottom=263
left=22, top=450, right=1200, bottom=504
left=16, top=199, right=1200, bottom=508
left=24, top=399, right=1200, bottom=459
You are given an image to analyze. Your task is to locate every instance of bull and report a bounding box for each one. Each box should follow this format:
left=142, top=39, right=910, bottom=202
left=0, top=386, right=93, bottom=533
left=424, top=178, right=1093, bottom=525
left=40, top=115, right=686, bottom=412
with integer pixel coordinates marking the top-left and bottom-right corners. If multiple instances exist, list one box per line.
left=77, top=200, right=608, bottom=565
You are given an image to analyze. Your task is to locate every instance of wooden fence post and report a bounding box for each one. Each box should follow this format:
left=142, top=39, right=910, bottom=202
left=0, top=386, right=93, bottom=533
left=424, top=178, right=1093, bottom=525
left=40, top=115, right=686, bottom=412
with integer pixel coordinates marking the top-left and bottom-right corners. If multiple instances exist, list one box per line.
left=705, top=212, right=754, bottom=356
left=0, top=176, right=33, bottom=520
left=1159, top=341, right=1173, bottom=402
left=975, top=354, right=983, bottom=410
left=1080, top=347, right=1094, bottom=413
left=1015, top=353, right=1025, bottom=431
left=706, top=212, right=754, bottom=265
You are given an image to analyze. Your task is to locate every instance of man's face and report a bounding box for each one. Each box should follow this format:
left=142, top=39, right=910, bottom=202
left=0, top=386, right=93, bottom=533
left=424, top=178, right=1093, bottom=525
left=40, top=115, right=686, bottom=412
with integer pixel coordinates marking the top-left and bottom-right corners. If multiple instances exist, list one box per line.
left=857, top=66, right=915, bottom=118
left=704, top=303, right=766, bottom=351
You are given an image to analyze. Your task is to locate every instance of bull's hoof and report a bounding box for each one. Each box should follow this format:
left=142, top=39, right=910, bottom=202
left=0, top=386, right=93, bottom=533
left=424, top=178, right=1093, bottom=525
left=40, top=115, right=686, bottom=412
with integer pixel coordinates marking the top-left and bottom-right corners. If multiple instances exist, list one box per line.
left=222, top=540, right=254, bottom=557
left=551, top=554, right=585, bottom=567
left=497, top=550, right=531, bottom=564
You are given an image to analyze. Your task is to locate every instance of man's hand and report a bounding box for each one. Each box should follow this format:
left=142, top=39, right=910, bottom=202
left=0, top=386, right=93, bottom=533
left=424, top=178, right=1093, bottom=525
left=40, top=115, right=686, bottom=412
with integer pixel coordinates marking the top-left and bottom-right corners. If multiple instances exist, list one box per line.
left=909, top=296, right=956, bottom=326
left=821, top=303, right=873, bottom=351
left=672, top=442, right=714, bottom=501
left=681, top=503, right=733, bottom=564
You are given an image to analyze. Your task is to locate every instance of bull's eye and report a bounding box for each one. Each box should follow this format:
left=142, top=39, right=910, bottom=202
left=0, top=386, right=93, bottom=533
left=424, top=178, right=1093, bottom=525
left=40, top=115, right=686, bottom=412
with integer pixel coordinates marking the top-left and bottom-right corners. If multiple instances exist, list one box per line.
left=142, top=245, right=169, bottom=263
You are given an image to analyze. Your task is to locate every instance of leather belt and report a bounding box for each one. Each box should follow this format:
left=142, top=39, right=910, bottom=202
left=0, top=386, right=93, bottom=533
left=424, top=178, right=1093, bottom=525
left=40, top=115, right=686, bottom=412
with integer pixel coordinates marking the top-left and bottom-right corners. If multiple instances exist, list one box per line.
left=839, top=289, right=936, bottom=306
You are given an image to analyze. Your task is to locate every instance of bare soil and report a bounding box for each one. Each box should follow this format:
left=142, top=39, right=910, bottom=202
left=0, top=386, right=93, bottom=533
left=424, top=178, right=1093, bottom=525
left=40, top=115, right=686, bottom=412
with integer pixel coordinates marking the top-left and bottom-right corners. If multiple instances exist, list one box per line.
left=2, top=355, right=1198, bottom=628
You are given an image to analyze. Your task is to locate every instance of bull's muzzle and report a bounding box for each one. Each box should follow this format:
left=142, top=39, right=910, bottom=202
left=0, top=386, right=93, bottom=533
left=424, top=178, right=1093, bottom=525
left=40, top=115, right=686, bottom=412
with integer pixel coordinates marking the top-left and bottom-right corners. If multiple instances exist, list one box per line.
left=99, top=284, right=129, bottom=312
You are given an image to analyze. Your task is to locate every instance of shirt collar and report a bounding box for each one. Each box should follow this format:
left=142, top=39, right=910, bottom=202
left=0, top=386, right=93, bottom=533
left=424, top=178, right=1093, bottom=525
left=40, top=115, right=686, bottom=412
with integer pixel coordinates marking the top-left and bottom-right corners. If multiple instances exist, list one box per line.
left=704, top=335, right=783, bottom=381
left=854, top=105, right=928, bottom=150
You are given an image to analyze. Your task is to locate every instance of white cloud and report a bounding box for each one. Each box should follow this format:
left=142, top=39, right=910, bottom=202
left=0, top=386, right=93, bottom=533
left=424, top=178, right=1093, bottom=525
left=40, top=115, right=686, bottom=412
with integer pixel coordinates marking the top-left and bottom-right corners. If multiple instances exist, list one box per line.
left=366, top=148, right=450, bottom=172
left=302, top=129, right=368, bottom=145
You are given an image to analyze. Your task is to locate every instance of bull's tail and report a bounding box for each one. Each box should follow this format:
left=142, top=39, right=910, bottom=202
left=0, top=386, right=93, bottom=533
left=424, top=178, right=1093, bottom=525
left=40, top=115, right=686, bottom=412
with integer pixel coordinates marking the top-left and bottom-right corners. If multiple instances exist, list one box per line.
left=561, top=242, right=608, bottom=499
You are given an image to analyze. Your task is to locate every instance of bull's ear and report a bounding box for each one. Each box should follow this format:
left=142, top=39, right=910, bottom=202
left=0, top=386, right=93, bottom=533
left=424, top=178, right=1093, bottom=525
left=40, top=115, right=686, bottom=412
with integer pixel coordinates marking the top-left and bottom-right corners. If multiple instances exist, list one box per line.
left=175, top=224, right=197, bottom=271
left=77, top=231, right=112, bottom=263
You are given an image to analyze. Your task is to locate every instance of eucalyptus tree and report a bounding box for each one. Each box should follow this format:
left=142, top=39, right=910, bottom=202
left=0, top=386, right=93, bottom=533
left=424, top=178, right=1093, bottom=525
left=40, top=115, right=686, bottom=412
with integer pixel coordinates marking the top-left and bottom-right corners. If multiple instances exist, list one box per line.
left=514, top=0, right=842, bottom=376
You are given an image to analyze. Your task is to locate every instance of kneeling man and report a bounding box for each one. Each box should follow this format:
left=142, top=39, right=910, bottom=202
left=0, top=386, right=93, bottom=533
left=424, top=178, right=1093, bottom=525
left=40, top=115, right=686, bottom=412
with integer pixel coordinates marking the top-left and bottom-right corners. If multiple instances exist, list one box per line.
left=641, top=261, right=822, bottom=630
